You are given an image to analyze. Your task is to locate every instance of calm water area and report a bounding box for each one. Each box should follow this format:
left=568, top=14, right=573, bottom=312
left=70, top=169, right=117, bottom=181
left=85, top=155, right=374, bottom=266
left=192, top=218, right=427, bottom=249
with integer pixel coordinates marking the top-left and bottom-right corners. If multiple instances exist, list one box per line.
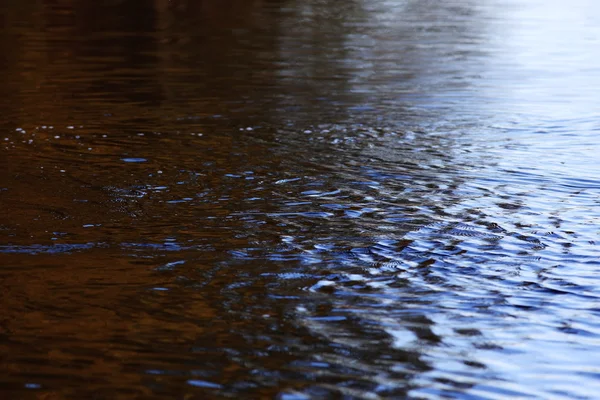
left=1, top=0, right=600, bottom=398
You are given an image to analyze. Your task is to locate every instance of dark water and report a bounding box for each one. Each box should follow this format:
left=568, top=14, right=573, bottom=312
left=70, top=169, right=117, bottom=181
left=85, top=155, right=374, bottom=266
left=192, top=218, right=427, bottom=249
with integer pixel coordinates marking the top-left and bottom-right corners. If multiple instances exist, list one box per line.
left=1, top=0, right=600, bottom=398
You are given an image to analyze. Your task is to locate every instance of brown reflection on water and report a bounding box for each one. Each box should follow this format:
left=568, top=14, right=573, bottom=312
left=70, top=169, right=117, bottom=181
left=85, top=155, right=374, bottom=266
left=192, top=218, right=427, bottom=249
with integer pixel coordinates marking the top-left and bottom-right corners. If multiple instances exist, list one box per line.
left=0, top=0, right=492, bottom=398
left=1, top=0, right=284, bottom=128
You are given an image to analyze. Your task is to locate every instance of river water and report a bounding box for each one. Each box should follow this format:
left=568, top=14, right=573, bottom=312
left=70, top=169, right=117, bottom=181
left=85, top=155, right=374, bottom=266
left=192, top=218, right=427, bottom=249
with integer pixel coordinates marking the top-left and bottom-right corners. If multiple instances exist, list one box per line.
left=1, top=0, right=599, bottom=398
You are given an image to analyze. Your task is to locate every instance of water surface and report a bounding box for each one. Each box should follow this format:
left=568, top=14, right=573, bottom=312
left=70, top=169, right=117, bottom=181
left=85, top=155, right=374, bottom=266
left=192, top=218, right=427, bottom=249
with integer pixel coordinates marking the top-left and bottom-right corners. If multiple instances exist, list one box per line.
left=1, top=0, right=600, bottom=398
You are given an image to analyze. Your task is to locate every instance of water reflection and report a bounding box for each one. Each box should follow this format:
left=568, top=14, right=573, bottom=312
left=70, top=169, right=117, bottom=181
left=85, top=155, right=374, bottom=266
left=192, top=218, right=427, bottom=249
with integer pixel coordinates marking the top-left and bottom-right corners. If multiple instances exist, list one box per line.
left=1, top=0, right=600, bottom=399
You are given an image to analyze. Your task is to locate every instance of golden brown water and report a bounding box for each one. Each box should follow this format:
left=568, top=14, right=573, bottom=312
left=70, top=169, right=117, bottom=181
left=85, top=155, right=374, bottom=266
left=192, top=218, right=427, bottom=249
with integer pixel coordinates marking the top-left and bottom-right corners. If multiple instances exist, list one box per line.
left=2, top=1, right=600, bottom=399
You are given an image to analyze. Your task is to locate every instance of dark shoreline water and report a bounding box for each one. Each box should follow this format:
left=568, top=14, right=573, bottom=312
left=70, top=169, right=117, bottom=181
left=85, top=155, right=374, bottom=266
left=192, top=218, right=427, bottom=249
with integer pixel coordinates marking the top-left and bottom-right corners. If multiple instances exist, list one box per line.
left=2, top=0, right=600, bottom=398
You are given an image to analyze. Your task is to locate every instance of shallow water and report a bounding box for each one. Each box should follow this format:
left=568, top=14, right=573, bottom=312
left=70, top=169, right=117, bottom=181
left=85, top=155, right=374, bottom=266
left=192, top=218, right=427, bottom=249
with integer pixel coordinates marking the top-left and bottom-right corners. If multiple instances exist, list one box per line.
left=1, top=0, right=600, bottom=398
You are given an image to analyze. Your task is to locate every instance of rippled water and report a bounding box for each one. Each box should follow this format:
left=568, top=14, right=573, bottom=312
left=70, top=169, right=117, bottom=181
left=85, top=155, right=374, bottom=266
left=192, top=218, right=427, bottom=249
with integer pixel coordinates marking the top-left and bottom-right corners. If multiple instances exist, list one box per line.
left=1, top=0, right=600, bottom=398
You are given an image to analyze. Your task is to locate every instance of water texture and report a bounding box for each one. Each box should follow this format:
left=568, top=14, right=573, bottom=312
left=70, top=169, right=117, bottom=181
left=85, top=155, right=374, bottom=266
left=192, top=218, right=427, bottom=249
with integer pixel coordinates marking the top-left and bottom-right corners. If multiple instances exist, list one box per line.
left=1, top=0, right=599, bottom=398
